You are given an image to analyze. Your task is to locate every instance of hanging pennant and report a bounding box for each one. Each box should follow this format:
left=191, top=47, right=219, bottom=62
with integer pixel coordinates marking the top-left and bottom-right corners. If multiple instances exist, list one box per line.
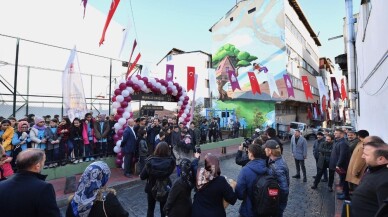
left=267, top=72, right=280, bottom=98
left=81, top=0, right=88, bottom=18
left=316, top=76, right=329, bottom=100
left=322, top=95, right=327, bottom=113
left=187, top=66, right=195, bottom=91
left=248, top=72, right=261, bottom=95
left=330, top=77, right=341, bottom=100
left=283, top=74, right=295, bottom=98
left=228, top=70, right=241, bottom=92
left=307, top=106, right=313, bottom=120
left=126, top=53, right=141, bottom=78
left=166, top=64, right=174, bottom=82
left=99, top=0, right=121, bottom=46
left=341, top=78, right=347, bottom=100
left=301, top=76, right=313, bottom=100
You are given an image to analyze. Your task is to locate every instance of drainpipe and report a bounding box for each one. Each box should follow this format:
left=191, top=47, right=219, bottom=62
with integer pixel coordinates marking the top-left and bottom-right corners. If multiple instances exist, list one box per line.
left=345, top=0, right=356, bottom=127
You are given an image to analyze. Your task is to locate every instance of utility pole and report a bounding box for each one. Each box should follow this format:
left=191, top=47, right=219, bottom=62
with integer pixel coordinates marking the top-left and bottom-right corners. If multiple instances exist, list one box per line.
left=12, top=38, right=20, bottom=117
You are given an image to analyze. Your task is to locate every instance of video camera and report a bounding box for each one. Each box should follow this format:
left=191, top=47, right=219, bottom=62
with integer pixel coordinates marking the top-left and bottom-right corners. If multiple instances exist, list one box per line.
left=242, top=137, right=253, bottom=148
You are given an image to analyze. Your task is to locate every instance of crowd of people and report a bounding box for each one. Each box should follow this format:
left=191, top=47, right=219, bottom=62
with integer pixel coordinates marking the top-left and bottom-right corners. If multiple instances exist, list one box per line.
left=1, top=113, right=388, bottom=217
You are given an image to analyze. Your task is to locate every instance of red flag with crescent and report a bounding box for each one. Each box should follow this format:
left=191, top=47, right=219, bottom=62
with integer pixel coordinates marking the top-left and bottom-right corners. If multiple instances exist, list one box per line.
left=187, top=66, right=195, bottom=91
left=341, top=78, right=347, bottom=100
left=248, top=72, right=261, bottom=95
left=301, top=76, right=313, bottom=100
left=330, top=77, right=341, bottom=100
left=99, top=0, right=121, bottom=46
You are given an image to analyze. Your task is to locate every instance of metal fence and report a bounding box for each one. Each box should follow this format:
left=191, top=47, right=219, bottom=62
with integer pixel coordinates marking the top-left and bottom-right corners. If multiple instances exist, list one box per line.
left=0, top=33, right=142, bottom=119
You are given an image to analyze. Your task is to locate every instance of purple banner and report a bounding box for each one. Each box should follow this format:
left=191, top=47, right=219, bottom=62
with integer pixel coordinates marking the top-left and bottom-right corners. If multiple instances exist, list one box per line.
left=228, top=70, right=241, bottom=91
left=166, top=64, right=174, bottom=82
left=283, top=74, right=295, bottom=98
left=330, top=77, right=341, bottom=100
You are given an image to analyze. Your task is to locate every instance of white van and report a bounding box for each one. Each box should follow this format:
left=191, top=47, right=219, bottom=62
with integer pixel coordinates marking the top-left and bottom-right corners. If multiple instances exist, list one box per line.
left=289, top=122, right=316, bottom=139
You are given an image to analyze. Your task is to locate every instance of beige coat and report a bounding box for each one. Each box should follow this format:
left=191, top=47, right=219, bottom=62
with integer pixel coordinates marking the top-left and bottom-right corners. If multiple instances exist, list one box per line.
left=346, top=141, right=367, bottom=185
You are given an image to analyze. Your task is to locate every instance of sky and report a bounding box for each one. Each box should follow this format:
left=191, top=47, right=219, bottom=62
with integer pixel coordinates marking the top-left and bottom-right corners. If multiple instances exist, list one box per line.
left=90, top=0, right=359, bottom=70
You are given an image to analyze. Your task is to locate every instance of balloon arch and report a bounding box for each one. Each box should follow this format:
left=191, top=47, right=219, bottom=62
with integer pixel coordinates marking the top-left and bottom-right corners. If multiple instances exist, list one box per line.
left=111, top=75, right=191, bottom=167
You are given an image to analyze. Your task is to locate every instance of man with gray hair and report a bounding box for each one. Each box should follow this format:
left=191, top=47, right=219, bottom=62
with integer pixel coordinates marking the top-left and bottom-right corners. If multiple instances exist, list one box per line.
left=0, top=148, right=60, bottom=217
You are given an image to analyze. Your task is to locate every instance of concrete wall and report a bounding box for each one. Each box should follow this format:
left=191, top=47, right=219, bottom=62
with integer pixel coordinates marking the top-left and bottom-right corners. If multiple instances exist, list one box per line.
left=355, top=0, right=388, bottom=141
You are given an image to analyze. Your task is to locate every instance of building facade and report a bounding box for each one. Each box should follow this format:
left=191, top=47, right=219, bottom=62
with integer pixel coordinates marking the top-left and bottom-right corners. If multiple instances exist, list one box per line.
left=209, top=0, right=322, bottom=128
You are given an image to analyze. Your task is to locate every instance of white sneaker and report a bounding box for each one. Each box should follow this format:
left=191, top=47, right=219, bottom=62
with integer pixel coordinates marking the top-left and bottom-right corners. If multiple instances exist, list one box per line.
left=79, top=159, right=83, bottom=163
left=73, top=160, right=79, bottom=164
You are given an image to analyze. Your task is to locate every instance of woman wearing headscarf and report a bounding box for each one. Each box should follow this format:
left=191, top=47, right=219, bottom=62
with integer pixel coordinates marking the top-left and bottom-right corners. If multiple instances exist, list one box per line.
left=140, top=142, right=175, bottom=217
left=163, top=155, right=200, bottom=217
left=29, top=117, right=47, bottom=150
left=0, top=119, right=15, bottom=156
left=11, top=120, right=31, bottom=168
left=192, top=153, right=237, bottom=217
left=66, top=161, right=128, bottom=217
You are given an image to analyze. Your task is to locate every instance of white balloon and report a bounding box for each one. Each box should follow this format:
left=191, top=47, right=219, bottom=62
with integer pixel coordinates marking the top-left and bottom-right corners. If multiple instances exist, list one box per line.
left=156, top=83, right=162, bottom=89
left=119, top=78, right=126, bottom=84
left=178, top=117, right=184, bottom=122
left=172, top=90, right=178, bottom=96
left=125, top=105, right=132, bottom=112
left=112, top=102, right=120, bottom=108
left=161, top=90, right=167, bottom=95
left=177, top=101, right=183, bottom=106
left=114, top=123, right=121, bottom=131
left=179, top=96, right=184, bottom=101
left=138, top=80, right=145, bottom=86
left=181, top=113, right=187, bottom=118
left=121, top=90, right=129, bottom=97
left=116, top=140, right=122, bottom=147
left=126, top=87, right=134, bottom=94
left=168, top=81, right=173, bottom=86
left=118, top=118, right=127, bottom=126
left=116, top=95, right=124, bottom=102
left=184, top=108, right=190, bottom=114
left=123, top=112, right=130, bottom=119
left=131, top=76, right=138, bottom=82
left=144, top=88, right=151, bottom=93
left=186, top=105, right=191, bottom=110
left=113, top=146, right=121, bottom=153
left=182, top=92, right=187, bottom=97
left=121, top=162, right=125, bottom=169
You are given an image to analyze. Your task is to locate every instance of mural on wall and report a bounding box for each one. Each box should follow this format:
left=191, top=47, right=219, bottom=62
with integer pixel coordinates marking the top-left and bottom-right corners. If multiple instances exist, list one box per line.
left=210, top=0, right=286, bottom=127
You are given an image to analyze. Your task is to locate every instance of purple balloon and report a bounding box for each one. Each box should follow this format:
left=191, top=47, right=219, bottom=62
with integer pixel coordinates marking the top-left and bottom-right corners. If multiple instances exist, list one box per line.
left=117, top=107, right=124, bottom=114
left=185, top=117, right=191, bottom=122
left=119, top=83, right=127, bottom=90
left=115, top=158, right=123, bottom=167
left=126, top=80, right=133, bottom=87
left=114, top=89, right=121, bottom=96
left=146, top=82, right=153, bottom=88
left=167, top=87, right=173, bottom=94
left=184, top=96, right=189, bottom=101
left=142, top=77, right=148, bottom=83
left=124, top=96, right=132, bottom=102
left=183, top=100, right=188, bottom=105
left=117, top=152, right=124, bottom=160
left=114, top=114, right=121, bottom=121
left=113, top=134, right=120, bottom=141
left=136, top=75, right=142, bottom=79
left=120, top=101, right=128, bottom=108
left=133, top=84, right=141, bottom=92
left=112, top=96, right=116, bottom=102
left=117, top=129, right=124, bottom=137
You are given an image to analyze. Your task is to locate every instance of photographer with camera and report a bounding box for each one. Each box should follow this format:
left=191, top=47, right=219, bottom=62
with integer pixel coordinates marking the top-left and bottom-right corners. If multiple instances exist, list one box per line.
left=236, top=137, right=264, bottom=167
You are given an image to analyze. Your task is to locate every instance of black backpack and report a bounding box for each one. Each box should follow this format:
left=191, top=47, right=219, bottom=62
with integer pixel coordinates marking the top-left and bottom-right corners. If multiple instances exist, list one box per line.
left=151, top=177, right=172, bottom=201
left=251, top=167, right=280, bottom=216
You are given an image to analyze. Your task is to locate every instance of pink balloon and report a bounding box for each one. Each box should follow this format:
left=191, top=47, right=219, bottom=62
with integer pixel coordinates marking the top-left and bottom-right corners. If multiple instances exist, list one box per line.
left=129, top=112, right=133, bottom=118
left=115, top=158, right=123, bottom=167
left=184, top=96, right=189, bottom=101
left=120, top=101, right=128, bottom=108
left=112, top=96, right=116, bottom=102
left=136, top=75, right=142, bottom=79
left=146, top=82, right=153, bottom=88
left=133, top=84, right=141, bottom=92
left=183, top=100, right=188, bottom=105
left=114, top=114, right=121, bottom=121
left=155, top=78, right=160, bottom=82
left=114, top=89, right=122, bottom=96
left=117, top=107, right=124, bottom=114
left=113, top=134, right=120, bottom=141
left=126, top=80, right=133, bottom=87
left=117, top=129, right=124, bottom=137
left=186, top=113, right=191, bottom=118
left=177, top=86, right=182, bottom=92
left=142, top=77, right=148, bottom=83
left=119, top=83, right=127, bottom=90
left=185, top=117, right=191, bottom=122
left=167, top=87, right=173, bottom=94
left=117, top=152, right=124, bottom=160
left=180, top=105, right=186, bottom=110
left=124, top=96, right=132, bottom=102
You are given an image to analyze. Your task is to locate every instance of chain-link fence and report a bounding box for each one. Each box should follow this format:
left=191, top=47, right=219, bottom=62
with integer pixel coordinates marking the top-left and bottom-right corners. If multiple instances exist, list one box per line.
left=0, top=34, right=142, bottom=119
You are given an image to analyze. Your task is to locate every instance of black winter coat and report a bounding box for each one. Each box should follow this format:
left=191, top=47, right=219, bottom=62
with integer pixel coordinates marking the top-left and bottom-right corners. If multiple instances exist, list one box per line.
left=329, top=137, right=350, bottom=170
left=317, top=141, right=333, bottom=169
left=0, top=171, right=60, bottom=217
left=66, top=192, right=128, bottom=217
left=140, top=156, right=175, bottom=194
left=163, top=178, right=193, bottom=217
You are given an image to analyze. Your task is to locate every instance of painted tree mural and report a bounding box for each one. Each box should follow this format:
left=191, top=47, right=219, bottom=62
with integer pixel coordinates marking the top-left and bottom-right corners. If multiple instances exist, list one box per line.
left=212, top=44, right=258, bottom=100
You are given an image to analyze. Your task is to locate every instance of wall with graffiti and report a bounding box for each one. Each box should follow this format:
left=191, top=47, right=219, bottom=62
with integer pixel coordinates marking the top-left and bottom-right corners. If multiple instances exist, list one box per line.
left=210, top=0, right=285, bottom=127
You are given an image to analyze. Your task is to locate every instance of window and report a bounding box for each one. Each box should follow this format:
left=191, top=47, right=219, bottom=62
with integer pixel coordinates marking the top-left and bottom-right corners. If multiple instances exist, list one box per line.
left=248, top=7, right=256, bottom=14
left=167, top=55, right=172, bottom=62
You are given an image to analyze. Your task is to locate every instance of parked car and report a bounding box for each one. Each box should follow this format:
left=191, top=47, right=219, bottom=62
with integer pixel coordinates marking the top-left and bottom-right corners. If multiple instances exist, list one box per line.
left=289, top=122, right=316, bottom=140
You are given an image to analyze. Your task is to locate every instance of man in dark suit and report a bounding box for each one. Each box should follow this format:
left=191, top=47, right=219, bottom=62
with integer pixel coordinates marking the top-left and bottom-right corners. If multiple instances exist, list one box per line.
left=121, top=118, right=137, bottom=178
left=0, top=148, right=60, bottom=217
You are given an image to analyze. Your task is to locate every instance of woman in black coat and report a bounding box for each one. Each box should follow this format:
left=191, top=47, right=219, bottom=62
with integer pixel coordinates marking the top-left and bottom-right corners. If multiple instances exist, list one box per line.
left=140, top=141, right=175, bottom=217
left=192, top=153, right=237, bottom=217
left=163, top=155, right=200, bottom=217
left=66, top=161, right=128, bottom=217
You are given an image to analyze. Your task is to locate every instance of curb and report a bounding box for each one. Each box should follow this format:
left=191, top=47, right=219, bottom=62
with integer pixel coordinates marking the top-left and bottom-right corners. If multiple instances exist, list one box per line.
left=56, top=152, right=237, bottom=208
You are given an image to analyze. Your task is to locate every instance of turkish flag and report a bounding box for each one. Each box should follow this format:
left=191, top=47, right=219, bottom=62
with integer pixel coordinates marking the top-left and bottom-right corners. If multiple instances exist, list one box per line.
left=307, top=106, right=312, bottom=119
left=341, top=78, right=347, bottom=100
left=301, top=76, right=313, bottom=100
left=99, top=0, right=121, bottom=46
left=248, top=72, right=261, bottom=95
left=187, top=66, right=195, bottom=91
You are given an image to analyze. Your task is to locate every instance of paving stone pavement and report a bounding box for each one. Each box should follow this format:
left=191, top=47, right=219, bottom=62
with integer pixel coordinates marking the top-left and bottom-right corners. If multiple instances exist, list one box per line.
left=60, top=139, right=335, bottom=217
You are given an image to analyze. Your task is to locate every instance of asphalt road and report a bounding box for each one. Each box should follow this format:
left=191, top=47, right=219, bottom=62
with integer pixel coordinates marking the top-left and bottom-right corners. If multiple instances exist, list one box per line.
left=61, top=139, right=335, bottom=217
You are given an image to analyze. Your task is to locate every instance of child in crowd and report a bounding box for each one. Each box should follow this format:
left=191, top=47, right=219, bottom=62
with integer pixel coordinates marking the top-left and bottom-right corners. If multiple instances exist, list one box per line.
left=45, top=118, right=61, bottom=168
left=69, top=118, right=84, bottom=164
left=0, top=144, right=13, bottom=181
